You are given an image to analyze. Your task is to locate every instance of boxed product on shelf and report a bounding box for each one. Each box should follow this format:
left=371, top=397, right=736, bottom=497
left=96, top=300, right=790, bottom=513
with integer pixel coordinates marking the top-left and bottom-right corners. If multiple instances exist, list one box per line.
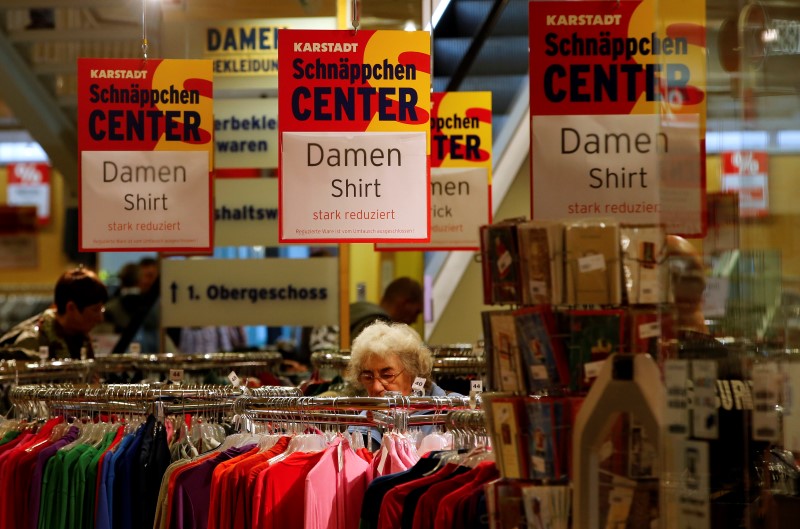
left=564, top=219, right=622, bottom=306
left=516, top=220, right=564, bottom=305
left=525, top=396, right=569, bottom=481
left=628, top=307, right=676, bottom=361
left=514, top=305, right=569, bottom=392
left=620, top=224, right=668, bottom=305
left=563, top=309, right=625, bottom=392
left=480, top=219, right=525, bottom=305
left=482, top=309, right=527, bottom=393
left=484, top=394, right=530, bottom=480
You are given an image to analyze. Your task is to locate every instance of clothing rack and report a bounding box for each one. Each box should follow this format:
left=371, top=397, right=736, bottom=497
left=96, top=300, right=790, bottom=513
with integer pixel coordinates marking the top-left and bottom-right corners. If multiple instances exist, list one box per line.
left=430, top=343, right=475, bottom=358
left=92, top=351, right=284, bottom=373
left=310, top=350, right=351, bottom=370
left=8, top=382, right=300, bottom=417
left=236, top=394, right=473, bottom=429
left=445, top=409, right=487, bottom=433
left=0, top=352, right=285, bottom=385
left=0, top=358, right=92, bottom=384
left=432, top=356, right=487, bottom=372
left=429, top=343, right=486, bottom=373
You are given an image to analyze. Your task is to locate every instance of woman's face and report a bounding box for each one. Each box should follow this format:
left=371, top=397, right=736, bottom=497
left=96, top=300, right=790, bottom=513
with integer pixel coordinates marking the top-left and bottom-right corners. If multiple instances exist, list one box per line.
left=357, top=353, right=413, bottom=397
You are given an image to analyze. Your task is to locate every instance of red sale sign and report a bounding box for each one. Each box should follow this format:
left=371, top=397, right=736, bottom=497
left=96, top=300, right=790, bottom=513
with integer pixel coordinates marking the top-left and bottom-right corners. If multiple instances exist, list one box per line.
left=721, top=151, right=769, bottom=217
left=77, top=58, right=214, bottom=252
left=6, top=163, right=50, bottom=225
left=277, top=30, right=431, bottom=243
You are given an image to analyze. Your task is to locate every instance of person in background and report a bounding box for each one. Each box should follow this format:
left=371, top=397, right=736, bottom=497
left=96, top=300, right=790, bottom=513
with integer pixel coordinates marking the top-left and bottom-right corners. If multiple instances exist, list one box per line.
left=349, top=276, right=425, bottom=342
left=135, top=257, right=161, bottom=353
left=666, top=234, right=708, bottom=334
left=0, top=267, right=108, bottom=359
left=103, top=261, right=141, bottom=335
left=305, top=276, right=425, bottom=354
left=666, top=234, right=769, bottom=528
left=346, top=321, right=446, bottom=398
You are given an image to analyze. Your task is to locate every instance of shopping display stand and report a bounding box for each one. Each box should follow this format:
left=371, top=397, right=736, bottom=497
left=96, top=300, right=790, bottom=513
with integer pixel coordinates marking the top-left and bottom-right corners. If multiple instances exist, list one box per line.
left=572, top=353, right=665, bottom=529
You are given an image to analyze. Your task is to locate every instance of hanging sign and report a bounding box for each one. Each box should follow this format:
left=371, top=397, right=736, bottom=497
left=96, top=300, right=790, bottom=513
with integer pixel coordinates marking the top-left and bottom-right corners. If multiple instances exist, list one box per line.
left=77, top=58, right=214, bottom=252
left=214, top=98, right=279, bottom=169
left=529, top=0, right=706, bottom=236
left=214, top=177, right=279, bottom=246
left=377, top=91, right=492, bottom=251
left=161, top=17, right=337, bottom=92
left=721, top=151, right=768, bottom=217
left=161, top=257, right=339, bottom=327
left=6, top=163, right=50, bottom=225
left=278, top=29, right=431, bottom=243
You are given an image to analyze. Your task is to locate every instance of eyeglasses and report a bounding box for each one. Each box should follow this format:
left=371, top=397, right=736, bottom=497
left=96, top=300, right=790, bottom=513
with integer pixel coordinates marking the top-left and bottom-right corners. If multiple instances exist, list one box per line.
left=357, top=369, right=405, bottom=386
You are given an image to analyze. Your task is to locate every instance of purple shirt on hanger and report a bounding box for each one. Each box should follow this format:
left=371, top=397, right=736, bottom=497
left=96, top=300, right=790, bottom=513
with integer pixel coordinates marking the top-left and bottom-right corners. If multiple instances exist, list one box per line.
left=28, top=425, right=80, bottom=529
left=170, top=444, right=257, bottom=529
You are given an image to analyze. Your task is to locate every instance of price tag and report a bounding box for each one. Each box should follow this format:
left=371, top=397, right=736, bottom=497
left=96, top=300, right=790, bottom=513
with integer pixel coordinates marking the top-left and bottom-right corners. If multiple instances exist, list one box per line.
left=530, top=365, right=549, bottom=380
left=228, top=370, right=241, bottom=387
left=470, top=380, right=483, bottom=394
left=129, top=342, right=141, bottom=355
left=584, top=359, right=605, bottom=380
left=412, top=377, right=426, bottom=396
left=38, top=346, right=48, bottom=362
left=638, top=321, right=661, bottom=340
left=169, top=369, right=184, bottom=384
left=529, top=280, right=547, bottom=297
left=639, top=280, right=659, bottom=301
left=578, top=253, right=606, bottom=273
left=469, top=379, right=483, bottom=410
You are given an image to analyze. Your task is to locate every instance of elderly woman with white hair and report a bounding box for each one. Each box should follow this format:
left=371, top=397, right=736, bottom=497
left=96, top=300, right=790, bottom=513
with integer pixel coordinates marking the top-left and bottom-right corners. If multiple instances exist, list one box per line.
left=346, top=321, right=448, bottom=398
left=345, top=321, right=455, bottom=450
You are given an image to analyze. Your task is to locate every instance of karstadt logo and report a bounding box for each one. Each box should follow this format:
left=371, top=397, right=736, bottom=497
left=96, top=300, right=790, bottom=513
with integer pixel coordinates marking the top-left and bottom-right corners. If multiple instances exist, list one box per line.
left=90, top=69, right=148, bottom=79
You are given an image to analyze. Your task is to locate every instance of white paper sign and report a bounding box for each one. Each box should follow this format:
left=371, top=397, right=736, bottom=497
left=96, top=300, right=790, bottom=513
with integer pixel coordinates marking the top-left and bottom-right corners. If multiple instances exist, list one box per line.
left=702, top=277, right=730, bottom=318
left=677, top=439, right=710, bottom=529
left=532, top=113, right=703, bottom=235
left=752, top=363, right=780, bottom=442
left=691, top=360, right=719, bottom=440
left=375, top=167, right=490, bottom=250
left=533, top=114, right=662, bottom=224
left=578, top=253, right=606, bottom=273
left=80, top=150, right=211, bottom=251
left=783, top=363, right=800, bottom=451
left=161, top=257, right=339, bottom=327
left=665, top=360, right=689, bottom=436
left=638, top=321, right=661, bottom=340
left=280, top=131, right=429, bottom=242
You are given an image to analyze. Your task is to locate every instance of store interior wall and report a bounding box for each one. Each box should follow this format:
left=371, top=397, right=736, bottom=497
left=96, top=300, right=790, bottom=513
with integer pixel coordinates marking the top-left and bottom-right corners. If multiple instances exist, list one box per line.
left=0, top=166, right=71, bottom=287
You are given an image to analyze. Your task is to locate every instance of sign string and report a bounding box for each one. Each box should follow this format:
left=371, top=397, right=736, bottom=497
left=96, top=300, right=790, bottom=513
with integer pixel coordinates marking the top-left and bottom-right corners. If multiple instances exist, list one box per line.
left=351, top=0, right=360, bottom=33
left=141, top=0, right=149, bottom=60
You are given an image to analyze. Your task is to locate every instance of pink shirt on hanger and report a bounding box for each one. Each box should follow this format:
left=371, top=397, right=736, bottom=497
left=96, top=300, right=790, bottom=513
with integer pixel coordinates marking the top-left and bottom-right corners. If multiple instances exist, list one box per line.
left=304, top=438, right=369, bottom=529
